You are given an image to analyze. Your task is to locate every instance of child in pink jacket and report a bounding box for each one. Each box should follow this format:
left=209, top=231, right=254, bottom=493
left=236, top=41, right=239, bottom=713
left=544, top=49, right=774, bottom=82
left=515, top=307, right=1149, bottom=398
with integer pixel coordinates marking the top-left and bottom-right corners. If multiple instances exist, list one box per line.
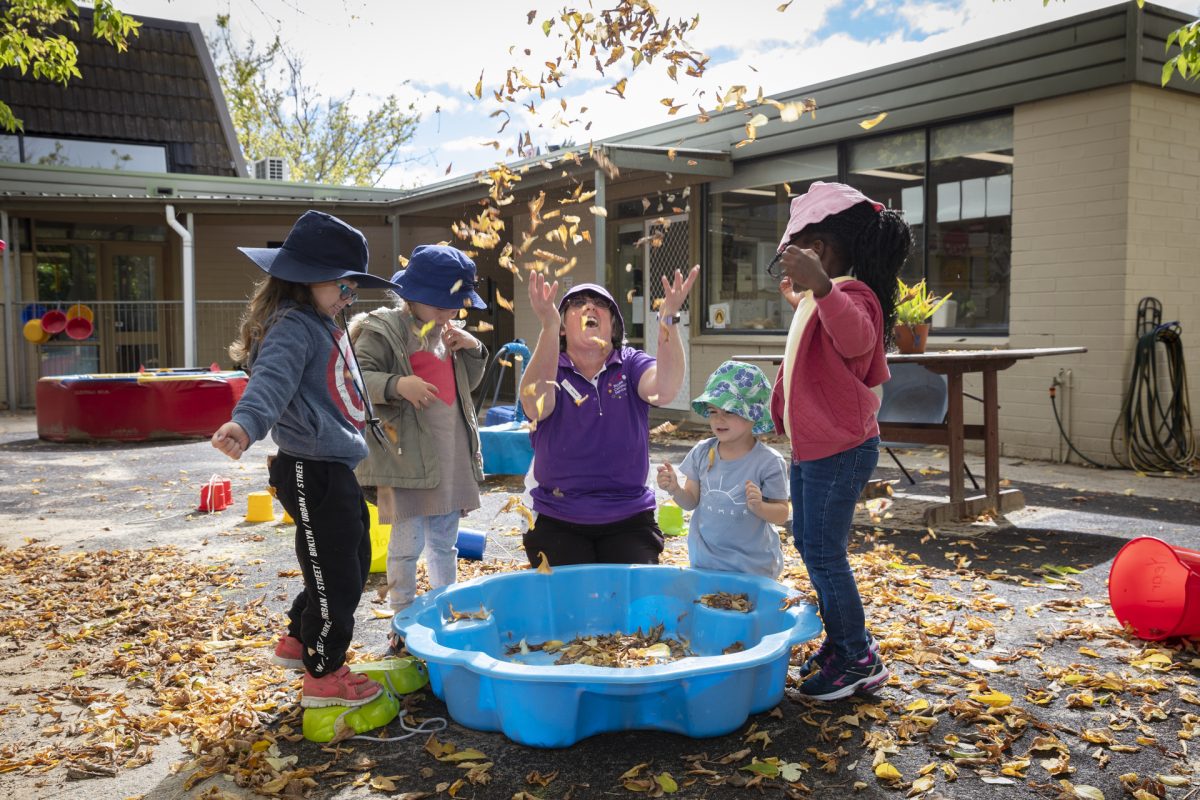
left=767, top=181, right=911, bottom=701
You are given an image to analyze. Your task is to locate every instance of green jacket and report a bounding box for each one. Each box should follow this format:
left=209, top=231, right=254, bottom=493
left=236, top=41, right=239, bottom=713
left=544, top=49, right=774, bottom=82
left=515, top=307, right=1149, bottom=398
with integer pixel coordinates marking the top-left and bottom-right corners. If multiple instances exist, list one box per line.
left=350, top=306, right=487, bottom=489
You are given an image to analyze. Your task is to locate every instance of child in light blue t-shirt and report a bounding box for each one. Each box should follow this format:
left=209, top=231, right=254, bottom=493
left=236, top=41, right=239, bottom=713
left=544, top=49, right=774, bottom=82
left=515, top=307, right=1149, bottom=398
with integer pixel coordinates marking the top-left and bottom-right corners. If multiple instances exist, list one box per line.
left=657, top=360, right=790, bottom=578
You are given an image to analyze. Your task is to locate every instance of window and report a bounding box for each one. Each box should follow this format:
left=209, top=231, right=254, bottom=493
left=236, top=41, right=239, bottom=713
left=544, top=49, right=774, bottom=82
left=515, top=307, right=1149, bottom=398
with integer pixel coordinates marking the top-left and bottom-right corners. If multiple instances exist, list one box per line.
left=701, top=113, right=1013, bottom=334
left=848, top=130, right=927, bottom=285
left=703, top=148, right=837, bottom=332
left=0, top=134, right=168, bottom=172
left=926, top=116, right=1012, bottom=331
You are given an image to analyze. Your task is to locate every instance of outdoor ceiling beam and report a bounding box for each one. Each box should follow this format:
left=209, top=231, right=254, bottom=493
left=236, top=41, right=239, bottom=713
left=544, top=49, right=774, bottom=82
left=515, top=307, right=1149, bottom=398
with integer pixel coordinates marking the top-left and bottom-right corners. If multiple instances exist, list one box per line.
left=601, top=147, right=733, bottom=178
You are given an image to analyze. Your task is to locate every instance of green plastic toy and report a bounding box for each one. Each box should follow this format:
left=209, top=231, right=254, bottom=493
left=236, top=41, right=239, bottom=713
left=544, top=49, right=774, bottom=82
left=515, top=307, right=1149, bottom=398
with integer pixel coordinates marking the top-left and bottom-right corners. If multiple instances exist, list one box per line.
left=301, top=657, right=429, bottom=743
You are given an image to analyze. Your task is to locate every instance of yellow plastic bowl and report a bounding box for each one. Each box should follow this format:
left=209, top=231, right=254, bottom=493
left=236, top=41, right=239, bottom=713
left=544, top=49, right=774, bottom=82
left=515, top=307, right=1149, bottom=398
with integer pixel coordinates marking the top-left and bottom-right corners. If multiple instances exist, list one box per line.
left=23, top=318, right=51, bottom=344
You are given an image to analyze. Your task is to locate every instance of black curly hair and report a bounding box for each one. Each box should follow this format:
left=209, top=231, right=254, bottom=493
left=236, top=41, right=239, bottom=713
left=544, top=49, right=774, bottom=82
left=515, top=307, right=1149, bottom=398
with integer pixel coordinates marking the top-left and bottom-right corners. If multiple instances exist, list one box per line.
left=786, top=200, right=912, bottom=348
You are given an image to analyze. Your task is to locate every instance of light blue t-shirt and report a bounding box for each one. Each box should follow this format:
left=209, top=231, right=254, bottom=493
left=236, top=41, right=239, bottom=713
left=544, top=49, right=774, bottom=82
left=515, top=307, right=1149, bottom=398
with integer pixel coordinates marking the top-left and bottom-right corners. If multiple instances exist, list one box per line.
left=679, top=438, right=790, bottom=579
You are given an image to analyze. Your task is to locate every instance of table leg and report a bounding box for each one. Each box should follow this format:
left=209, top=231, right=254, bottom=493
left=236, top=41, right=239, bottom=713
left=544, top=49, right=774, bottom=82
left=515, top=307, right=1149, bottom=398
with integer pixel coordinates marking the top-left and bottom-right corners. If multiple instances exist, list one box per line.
left=983, top=368, right=1000, bottom=509
left=947, top=370, right=964, bottom=507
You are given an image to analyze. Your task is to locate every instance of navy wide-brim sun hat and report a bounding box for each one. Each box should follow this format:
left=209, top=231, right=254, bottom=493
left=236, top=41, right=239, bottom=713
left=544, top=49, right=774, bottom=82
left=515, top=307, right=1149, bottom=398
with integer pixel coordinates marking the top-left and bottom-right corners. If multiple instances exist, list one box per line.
left=238, top=210, right=401, bottom=291
left=391, top=245, right=488, bottom=310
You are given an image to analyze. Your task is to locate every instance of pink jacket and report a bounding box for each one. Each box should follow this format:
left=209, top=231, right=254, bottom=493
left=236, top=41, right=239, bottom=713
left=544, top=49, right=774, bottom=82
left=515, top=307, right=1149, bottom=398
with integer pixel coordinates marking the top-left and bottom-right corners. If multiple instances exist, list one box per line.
left=769, top=280, right=891, bottom=462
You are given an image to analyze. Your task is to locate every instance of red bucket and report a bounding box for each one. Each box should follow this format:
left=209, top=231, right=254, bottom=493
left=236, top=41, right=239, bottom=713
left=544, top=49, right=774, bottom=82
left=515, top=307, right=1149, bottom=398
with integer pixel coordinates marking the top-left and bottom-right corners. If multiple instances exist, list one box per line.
left=65, top=316, right=93, bottom=340
left=1108, top=536, right=1200, bottom=640
left=41, top=309, right=67, bottom=334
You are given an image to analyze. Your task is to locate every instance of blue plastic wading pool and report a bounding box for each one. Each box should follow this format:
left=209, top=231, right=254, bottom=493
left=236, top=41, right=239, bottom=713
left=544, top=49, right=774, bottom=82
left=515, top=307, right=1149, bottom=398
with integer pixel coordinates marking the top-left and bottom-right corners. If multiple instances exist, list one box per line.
left=393, top=564, right=821, bottom=748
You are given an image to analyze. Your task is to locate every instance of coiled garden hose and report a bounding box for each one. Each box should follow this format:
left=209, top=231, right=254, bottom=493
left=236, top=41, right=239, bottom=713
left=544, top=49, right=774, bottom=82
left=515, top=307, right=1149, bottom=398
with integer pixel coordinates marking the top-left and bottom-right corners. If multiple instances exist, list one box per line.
left=1109, top=298, right=1196, bottom=473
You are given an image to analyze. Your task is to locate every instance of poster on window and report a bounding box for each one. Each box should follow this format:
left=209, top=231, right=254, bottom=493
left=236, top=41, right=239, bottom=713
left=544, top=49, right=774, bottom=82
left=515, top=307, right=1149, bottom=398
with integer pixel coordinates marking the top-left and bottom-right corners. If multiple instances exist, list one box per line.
left=709, top=302, right=730, bottom=329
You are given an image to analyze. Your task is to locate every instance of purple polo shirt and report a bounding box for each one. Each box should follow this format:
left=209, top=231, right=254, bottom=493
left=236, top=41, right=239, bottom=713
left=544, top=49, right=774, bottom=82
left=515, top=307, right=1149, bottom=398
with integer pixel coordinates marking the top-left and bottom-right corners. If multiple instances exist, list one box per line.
left=530, top=346, right=656, bottom=524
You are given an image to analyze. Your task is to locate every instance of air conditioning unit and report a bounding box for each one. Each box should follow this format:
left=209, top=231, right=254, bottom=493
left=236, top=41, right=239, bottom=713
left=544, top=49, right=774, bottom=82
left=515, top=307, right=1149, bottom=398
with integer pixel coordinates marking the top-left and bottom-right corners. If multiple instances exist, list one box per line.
left=253, top=157, right=289, bottom=181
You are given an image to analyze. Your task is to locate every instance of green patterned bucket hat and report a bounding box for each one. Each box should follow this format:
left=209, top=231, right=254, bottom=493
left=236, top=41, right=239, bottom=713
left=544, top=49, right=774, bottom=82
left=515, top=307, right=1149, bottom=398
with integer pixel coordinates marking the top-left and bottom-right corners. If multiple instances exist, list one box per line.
left=691, top=360, right=775, bottom=435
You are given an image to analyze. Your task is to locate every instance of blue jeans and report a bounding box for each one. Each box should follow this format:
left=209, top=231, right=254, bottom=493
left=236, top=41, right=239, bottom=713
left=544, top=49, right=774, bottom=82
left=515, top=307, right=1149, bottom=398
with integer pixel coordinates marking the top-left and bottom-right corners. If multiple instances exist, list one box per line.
left=791, top=437, right=879, bottom=662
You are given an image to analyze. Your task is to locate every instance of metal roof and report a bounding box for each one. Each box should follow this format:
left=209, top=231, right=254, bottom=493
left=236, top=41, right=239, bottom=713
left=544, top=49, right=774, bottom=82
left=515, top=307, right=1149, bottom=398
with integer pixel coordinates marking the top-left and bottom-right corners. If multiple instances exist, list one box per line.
left=0, top=1, right=1193, bottom=216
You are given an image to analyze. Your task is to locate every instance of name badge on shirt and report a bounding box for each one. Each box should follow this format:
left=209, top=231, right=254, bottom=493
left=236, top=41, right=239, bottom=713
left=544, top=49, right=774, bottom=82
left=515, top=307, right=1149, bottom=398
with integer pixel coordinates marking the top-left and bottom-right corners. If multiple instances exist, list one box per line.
left=559, top=379, right=584, bottom=404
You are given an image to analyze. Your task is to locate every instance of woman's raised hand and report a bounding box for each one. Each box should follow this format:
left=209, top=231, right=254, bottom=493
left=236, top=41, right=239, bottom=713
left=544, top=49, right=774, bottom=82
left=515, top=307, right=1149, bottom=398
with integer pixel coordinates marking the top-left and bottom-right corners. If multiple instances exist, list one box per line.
left=528, top=270, right=561, bottom=330
left=658, top=265, right=700, bottom=317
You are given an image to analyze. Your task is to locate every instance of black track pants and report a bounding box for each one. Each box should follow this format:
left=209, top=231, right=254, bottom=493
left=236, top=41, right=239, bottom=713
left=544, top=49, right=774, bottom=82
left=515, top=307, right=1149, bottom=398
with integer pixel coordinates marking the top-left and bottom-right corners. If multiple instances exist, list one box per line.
left=269, top=452, right=371, bottom=677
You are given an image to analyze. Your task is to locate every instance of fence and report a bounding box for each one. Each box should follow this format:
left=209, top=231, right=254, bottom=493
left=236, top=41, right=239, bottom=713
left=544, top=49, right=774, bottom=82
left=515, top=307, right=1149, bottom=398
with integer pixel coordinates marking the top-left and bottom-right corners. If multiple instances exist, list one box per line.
left=3, top=300, right=247, bottom=408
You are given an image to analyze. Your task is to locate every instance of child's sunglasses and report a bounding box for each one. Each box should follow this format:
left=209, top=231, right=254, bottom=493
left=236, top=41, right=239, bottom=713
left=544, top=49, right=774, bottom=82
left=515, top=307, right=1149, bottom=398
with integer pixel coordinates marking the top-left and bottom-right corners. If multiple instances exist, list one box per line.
left=765, top=251, right=785, bottom=281
left=336, top=282, right=359, bottom=305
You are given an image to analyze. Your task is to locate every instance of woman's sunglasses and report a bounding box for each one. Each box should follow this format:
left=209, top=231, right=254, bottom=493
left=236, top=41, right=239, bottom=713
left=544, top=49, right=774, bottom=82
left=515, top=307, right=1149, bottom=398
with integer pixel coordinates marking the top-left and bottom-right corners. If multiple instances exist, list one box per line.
left=336, top=282, right=359, bottom=304
left=564, top=293, right=612, bottom=312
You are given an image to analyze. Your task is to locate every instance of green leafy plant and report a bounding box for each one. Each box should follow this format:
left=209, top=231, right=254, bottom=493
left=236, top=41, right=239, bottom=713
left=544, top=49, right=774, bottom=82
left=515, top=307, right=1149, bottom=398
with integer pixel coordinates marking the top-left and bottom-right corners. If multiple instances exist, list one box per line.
left=895, top=278, right=952, bottom=326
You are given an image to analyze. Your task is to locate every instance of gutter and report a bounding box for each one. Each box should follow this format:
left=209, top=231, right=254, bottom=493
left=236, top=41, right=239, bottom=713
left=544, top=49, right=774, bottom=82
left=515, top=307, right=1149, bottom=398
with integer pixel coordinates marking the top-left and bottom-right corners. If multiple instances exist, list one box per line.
left=164, top=205, right=196, bottom=367
left=1, top=211, right=13, bottom=410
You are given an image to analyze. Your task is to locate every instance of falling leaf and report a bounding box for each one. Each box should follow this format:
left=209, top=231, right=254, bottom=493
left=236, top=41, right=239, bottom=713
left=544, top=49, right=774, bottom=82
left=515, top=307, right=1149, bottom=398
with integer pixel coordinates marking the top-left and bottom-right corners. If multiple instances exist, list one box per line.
left=860, top=111, right=888, bottom=129
left=495, top=290, right=513, bottom=312
left=537, top=552, right=553, bottom=575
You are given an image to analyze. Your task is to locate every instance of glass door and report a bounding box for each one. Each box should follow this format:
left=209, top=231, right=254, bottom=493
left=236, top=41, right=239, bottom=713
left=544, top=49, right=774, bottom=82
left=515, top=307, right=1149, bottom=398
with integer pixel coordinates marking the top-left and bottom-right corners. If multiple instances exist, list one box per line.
left=643, top=214, right=690, bottom=410
left=101, top=243, right=166, bottom=372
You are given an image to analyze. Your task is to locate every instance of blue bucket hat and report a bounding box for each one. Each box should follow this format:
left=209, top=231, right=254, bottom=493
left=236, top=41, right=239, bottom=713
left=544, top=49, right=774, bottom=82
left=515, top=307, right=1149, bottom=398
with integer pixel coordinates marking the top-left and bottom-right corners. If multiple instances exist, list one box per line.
left=237, top=210, right=400, bottom=290
left=691, top=360, right=775, bottom=435
left=391, top=245, right=488, bottom=310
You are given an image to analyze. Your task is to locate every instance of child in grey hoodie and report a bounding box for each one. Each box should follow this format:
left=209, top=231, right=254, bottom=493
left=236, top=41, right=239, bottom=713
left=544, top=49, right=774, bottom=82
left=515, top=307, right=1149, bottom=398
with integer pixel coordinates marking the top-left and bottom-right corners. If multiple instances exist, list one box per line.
left=212, top=210, right=401, bottom=709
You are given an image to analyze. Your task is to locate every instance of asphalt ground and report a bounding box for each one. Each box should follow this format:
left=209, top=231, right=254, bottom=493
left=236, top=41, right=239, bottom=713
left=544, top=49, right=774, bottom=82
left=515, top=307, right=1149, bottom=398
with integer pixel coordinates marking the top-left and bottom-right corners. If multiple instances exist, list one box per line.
left=1, top=411, right=1199, bottom=800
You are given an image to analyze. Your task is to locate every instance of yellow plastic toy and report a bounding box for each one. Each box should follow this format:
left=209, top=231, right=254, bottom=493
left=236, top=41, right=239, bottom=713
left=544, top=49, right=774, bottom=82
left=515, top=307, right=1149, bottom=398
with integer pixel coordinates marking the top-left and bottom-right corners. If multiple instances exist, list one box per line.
left=367, top=502, right=390, bottom=573
left=245, top=490, right=275, bottom=523
left=657, top=500, right=685, bottom=537
left=301, top=658, right=429, bottom=743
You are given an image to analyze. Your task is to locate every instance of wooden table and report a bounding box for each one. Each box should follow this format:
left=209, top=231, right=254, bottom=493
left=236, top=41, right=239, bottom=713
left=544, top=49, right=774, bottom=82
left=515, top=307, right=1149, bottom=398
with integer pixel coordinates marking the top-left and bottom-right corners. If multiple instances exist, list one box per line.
left=733, top=347, right=1087, bottom=524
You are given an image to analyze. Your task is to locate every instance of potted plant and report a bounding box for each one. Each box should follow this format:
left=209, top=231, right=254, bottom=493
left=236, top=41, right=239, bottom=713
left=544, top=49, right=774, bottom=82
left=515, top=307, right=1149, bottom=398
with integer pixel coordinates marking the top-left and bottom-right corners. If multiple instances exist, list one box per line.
left=894, top=278, right=952, bottom=354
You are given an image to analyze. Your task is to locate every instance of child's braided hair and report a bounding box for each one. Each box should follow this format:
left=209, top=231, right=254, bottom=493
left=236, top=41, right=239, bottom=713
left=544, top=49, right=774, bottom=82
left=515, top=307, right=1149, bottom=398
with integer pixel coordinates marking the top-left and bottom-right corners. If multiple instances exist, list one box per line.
left=789, top=200, right=912, bottom=349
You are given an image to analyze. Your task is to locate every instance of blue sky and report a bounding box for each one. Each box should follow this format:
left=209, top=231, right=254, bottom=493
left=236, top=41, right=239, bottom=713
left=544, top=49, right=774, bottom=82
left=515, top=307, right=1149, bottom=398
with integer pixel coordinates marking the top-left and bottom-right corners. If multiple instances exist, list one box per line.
left=117, top=0, right=1200, bottom=189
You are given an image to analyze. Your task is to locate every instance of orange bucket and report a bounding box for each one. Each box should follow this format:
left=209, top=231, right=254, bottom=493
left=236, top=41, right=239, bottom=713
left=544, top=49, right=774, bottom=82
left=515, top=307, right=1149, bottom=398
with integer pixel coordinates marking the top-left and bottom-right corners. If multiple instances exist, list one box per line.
left=66, top=303, right=94, bottom=323
left=1108, top=536, right=1200, bottom=640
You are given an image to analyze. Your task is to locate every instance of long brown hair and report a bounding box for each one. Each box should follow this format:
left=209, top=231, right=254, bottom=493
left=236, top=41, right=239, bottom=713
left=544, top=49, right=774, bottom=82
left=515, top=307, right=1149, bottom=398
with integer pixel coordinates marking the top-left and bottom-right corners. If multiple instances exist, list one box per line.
left=228, top=277, right=314, bottom=366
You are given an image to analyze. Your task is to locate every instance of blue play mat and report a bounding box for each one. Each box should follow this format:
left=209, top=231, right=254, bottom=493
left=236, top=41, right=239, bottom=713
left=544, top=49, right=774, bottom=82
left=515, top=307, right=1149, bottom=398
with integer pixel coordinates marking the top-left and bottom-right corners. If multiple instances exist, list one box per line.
left=393, top=564, right=821, bottom=748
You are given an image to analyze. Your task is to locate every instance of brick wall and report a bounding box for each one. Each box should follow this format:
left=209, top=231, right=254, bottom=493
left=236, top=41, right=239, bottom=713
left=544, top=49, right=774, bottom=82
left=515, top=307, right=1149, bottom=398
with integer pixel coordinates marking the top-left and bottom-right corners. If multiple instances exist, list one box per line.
left=1006, top=83, right=1200, bottom=465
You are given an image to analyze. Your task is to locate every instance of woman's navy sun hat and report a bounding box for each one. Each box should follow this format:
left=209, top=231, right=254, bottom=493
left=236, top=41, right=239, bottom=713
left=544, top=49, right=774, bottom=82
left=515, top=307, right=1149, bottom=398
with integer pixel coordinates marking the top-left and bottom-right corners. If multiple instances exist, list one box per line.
left=391, top=245, right=488, bottom=310
left=690, top=360, right=775, bottom=435
left=237, top=210, right=401, bottom=291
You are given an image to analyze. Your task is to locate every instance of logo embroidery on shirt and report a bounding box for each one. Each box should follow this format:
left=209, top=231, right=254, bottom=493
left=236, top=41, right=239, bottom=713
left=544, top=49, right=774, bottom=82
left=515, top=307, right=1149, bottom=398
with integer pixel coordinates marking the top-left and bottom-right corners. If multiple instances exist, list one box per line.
left=608, top=372, right=629, bottom=399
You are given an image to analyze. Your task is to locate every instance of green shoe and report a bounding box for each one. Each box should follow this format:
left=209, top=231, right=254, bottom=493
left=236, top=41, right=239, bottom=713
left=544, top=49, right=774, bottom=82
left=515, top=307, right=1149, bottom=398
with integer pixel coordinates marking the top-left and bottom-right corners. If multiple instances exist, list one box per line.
left=301, top=658, right=430, bottom=742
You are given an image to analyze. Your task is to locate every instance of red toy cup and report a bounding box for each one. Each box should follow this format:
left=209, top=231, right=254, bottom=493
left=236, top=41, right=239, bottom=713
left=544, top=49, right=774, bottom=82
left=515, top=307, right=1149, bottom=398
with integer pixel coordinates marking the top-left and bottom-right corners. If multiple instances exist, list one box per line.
left=1109, top=536, right=1200, bottom=640
left=199, top=478, right=232, bottom=512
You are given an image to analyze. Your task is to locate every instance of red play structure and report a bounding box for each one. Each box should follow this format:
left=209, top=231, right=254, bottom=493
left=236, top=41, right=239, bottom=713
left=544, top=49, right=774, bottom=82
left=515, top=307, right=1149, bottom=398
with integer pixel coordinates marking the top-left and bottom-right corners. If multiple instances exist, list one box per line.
left=36, top=367, right=248, bottom=442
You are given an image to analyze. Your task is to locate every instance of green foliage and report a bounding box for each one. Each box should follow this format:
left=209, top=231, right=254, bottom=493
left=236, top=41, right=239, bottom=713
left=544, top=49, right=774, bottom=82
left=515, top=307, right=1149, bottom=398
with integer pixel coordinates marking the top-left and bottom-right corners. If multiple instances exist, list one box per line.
left=1163, top=20, right=1200, bottom=85
left=895, top=278, right=951, bottom=326
left=0, top=0, right=141, bottom=132
left=210, top=15, right=419, bottom=187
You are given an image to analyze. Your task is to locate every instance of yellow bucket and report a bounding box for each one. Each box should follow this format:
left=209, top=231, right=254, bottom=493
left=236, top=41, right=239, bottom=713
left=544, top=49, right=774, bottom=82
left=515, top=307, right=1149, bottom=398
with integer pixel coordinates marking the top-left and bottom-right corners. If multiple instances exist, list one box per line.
left=368, top=502, right=390, bottom=574
left=22, top=318, right=51, bottom=344
left=245, top=490, right=276, bottom=523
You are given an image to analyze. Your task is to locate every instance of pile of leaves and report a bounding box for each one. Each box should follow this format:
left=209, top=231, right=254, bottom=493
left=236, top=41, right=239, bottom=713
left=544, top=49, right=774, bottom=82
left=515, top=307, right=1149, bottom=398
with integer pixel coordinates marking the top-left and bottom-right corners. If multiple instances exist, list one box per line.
left=0, top=541, right=418, bottom=796
left=697, top=592, right=753, bottom=612
left=504, top=622, right=693, bottom=668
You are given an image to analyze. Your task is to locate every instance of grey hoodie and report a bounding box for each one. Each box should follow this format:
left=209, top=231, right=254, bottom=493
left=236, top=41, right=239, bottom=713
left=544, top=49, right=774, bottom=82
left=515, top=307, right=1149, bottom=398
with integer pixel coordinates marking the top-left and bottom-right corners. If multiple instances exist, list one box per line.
left=231, top=302, right=369, bottom=469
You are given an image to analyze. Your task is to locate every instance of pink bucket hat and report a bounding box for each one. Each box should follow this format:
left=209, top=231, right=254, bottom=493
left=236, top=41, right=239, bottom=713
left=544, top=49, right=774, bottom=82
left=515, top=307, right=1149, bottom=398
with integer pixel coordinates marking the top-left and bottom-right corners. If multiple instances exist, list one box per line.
left=776, top=181, right=884, bottom=253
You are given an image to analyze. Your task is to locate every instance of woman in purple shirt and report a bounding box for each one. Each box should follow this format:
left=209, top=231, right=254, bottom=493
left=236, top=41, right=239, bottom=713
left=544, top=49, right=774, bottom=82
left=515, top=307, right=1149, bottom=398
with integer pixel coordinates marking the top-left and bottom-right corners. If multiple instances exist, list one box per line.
left=519, top=267, right=698, bottom=566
